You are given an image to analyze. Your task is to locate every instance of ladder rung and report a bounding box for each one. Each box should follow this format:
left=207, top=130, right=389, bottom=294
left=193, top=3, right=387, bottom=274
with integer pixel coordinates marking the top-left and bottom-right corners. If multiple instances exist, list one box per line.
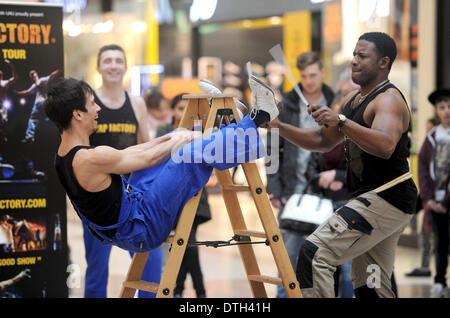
left=222, top=184, right=250, bottom=191
left=248, top=275, right=283, bottom=286
left=122, top=280, right=160, bottom=293
left=235, top=229, right=267, bottom=238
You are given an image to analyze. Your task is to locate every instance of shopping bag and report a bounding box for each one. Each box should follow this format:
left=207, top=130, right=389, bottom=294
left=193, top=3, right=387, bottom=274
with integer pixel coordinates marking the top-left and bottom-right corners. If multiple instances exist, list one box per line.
left=279, top=193, right=334, bottom=234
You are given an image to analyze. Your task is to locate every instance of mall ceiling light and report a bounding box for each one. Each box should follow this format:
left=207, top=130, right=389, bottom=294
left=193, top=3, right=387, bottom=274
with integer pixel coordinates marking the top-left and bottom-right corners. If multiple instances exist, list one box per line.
left=359, top=0, right=390, bottom=22
left=92, top=20, right=114, bottom=34
left=68, top=25, right=81, bottom=37
left=269, top=16, right=282, bottom=25
left=131, top=21, right=148, bottom=34
left=189, top=0, right=217, bottom=23
left=2, top=99, right=11, bottom=110
left=45, top=0, right=87, bottom=13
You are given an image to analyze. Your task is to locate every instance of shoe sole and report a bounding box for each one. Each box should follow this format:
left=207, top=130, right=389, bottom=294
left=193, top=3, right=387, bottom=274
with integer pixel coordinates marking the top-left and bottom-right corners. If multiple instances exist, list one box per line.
left=200, top=79, right=249, bottom=117
left=199, top=79, right=221, bottom=92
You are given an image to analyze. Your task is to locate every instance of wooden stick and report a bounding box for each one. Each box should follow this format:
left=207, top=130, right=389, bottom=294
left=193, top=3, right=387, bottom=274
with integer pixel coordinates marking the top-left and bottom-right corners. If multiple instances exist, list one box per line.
left=373, top=172, right=413, bottom=193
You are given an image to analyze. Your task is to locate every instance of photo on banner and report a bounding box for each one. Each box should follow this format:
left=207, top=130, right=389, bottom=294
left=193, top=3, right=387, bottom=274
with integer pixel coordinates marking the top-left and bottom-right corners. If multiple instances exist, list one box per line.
left=0, top=2, right=67, bottom=298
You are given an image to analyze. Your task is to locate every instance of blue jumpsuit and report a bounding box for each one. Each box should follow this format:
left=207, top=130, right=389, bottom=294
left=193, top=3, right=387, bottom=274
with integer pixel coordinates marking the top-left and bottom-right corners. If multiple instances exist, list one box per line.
left=81, top=91, right=162, bottom=298
left=74, top=115, right=264, bottom=283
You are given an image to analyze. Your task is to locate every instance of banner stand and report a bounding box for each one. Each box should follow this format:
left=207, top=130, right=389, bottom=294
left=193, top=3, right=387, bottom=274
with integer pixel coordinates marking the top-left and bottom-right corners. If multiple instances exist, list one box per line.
left=0, top=2, right=67, bottom=298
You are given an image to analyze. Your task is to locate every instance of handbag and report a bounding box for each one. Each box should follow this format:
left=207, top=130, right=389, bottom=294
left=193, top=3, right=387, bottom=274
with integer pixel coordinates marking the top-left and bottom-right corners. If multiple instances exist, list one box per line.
left=279, top=193, right=334, bottom=235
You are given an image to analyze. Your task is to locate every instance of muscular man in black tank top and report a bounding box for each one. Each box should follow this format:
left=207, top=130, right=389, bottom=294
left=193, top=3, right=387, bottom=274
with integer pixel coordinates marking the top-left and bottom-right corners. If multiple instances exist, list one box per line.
left=266, top=32, right=417, bottom=298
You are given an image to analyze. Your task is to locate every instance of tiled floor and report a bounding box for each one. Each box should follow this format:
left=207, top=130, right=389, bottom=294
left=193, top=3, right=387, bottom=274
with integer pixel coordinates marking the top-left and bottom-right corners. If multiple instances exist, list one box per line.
left=66, top=167, right=448, bottom=298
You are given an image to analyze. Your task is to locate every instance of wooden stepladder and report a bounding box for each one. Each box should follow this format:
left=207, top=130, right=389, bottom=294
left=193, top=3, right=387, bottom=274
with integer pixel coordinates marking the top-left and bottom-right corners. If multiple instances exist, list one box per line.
left=120, top=94, right=302, bottom=298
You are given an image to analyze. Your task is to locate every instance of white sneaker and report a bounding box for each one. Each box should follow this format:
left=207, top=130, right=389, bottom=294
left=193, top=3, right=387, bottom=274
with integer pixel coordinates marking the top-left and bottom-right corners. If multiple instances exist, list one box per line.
left=198, top=79, right=248, bottom=119
left=248, top=75, right=279, bottom=122
left=430, top=283, right=446, bottom=298
left=198, top=79, right=221, bottom=95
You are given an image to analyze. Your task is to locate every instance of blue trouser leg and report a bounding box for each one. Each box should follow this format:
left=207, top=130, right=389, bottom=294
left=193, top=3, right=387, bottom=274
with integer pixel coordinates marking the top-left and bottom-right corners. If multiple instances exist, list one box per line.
left=129, top=246, right=162, bottom=298
left=25, top=102, right=44, bottom=141
left=83, top=222, right=163, bottom=298
left=339, top=261, right=354, bottom=298
left=127, top=115, right=265, bottom=249
left=83, top=222, right=111, bottom=298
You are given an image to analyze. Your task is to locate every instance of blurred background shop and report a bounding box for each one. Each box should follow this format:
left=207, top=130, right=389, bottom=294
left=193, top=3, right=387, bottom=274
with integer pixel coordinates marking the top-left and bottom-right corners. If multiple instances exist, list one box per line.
left=7, top=0, right=447, bottom=297
left=56, top=0, right=448, bottom=149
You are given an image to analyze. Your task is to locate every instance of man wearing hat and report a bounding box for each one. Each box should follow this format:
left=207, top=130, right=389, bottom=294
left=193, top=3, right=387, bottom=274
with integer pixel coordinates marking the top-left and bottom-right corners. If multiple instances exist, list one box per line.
left=418, top=88, right=450, bottom=298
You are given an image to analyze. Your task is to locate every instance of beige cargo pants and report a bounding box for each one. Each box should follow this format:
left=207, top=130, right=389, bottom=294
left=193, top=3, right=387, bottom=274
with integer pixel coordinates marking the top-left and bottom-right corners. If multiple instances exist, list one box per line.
left=296, top=191, right=413, bottom=298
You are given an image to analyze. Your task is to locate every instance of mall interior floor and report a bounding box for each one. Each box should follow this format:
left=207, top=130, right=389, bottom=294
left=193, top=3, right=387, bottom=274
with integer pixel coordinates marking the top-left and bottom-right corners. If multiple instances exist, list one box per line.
left=66, top=177, right=447, bottom=298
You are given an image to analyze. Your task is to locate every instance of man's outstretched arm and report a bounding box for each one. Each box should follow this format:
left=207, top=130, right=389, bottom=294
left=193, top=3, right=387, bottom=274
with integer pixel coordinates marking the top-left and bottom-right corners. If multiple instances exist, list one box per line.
left=267, top=90, right=408, bottom=159
left=266, top=112, right=344, bottom=153
left=4, top=60, right=18, bottom=87
left=78, top=130, right=198, bottom=176
left=49, top=69, right=62, bottom=80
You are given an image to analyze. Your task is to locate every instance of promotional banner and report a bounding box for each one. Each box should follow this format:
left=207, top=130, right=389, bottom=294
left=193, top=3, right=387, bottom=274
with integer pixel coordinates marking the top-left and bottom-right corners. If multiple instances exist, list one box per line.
left=282, top=10, right=311, bottom=93
left=0, top=2, right=67, bottom=297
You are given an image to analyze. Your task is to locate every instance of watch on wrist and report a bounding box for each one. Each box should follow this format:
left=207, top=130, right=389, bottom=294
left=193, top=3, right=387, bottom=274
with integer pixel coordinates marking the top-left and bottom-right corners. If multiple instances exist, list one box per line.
left=337, top=114, right=347, bottom=129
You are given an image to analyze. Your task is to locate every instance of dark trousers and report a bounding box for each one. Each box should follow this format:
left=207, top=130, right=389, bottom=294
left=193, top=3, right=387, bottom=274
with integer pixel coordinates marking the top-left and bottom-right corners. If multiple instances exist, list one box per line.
left=430, top=209, right=449, bottom=286
left=174, top=223, right=206, bottom=297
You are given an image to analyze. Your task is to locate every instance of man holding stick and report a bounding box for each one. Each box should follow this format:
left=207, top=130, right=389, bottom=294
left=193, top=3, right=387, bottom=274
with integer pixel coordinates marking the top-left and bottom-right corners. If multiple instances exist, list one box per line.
left=266, top=32, right=417, bottom=298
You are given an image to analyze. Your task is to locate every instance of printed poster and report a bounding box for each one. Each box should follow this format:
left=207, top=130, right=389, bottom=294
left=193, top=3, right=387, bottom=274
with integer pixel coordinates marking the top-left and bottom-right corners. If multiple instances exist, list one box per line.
left=0, top=2, right=67, bottom=298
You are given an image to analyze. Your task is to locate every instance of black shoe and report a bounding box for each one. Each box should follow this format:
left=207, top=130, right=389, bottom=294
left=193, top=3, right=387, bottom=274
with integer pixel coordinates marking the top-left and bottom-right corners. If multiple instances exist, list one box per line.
left=405, top=268, right=431, bottom=277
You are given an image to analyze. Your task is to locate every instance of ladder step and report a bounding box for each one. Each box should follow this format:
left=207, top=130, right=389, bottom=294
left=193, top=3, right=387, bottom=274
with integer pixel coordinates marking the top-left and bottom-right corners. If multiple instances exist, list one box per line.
left=248, top=275, right=283, bottom=286
left=122, top=280, right=160, bottom=293
left=222, top=184, right=250, bottom=191
left=235, top=229, right=267, bottom=238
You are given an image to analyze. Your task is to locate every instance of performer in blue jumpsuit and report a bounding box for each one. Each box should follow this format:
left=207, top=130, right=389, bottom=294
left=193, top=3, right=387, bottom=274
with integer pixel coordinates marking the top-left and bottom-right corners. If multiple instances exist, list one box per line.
left=45, top=76, right=279, bottom=265
left=82, top=44, right=161, bottom=298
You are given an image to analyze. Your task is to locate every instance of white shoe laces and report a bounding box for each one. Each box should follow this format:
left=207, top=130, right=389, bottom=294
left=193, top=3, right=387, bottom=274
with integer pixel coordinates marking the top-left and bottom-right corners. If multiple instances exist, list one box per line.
left=249, top=80, right=260, bottom=120
left=250, top=99, right=260, bottom=120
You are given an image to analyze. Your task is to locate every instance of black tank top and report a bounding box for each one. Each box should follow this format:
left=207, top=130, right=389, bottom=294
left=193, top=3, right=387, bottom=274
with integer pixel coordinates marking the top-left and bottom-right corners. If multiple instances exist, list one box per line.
left=89, top=91, right=139, bottom=150
left=55, top=146, right=122, bottom=234
left=342, top=83, right=417, bottom=214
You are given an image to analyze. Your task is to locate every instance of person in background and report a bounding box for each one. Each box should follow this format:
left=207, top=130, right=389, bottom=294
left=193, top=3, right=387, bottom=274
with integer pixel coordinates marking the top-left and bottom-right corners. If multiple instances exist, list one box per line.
left=0, top=59, right=17, bottom=138
left=0, top=215, right=14, bottom=253
left=9, top=68, right=62, bottom=180
left=426, top=117, right=441, bottom=133
left=0, top=60, right=17, bottom=180
left=405, top=116, right=440, bottom=278
left=16, top=69, right=62, bottom=144
left=156, top=93, right=211, bottom=298
left=418, top=88, right=450, bottom=298
left=144, top=89, right=172, bottom=139
left=0, top=269, right=31, bottom=297
left=86, top=44, right=162, bottom=298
